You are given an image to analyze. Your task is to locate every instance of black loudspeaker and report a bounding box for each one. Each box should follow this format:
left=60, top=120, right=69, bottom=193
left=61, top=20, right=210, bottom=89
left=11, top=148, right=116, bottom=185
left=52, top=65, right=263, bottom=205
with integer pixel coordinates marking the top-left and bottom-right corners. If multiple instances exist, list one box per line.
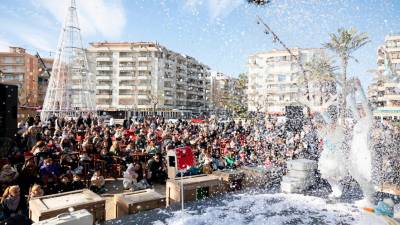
left=285, top=106, right=304, bottom=132
left=0, top=84, right=18, bottom=138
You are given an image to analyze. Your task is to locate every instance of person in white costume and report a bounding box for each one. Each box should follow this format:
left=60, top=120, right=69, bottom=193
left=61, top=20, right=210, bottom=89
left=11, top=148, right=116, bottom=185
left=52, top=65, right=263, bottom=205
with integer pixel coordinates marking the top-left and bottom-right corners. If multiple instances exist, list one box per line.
left=299, top=93, right=348, bottom=198
left=317, top=106, right=348, bottom=198
left=348, top=78, right=374, bottom=207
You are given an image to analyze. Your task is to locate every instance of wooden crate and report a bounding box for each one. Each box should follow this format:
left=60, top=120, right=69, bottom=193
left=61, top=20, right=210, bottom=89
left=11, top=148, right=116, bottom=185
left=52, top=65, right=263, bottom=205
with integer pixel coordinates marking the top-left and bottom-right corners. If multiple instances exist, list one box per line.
left=114, top=189, right=165, bottom=218
left=212, top=170, right=244, bottom=191
left=240, top=166, right=276, bottom=188
left=166, top=174, right=224, bottom=206
left=29, top=189, right=105, bottom=224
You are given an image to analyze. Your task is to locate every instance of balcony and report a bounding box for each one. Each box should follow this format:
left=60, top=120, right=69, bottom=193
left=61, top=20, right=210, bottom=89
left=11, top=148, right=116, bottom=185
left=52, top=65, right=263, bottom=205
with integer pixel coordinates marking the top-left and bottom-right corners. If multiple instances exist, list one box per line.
left=386, top=47, right=400, bottom=52
left=96, top=75, right=112, bottom=80
left=97, top=95, right=112, bottom=99
left=97, top=85, right=112, bottom=89
left=137, top=86, right=151, bottom=91
left=119, top=76, right=134, bottom=80
left=137, top=76, right=150, bottom=80
left=385, top=94, right=400, bottom=100
left=119, top=66, right=134, bottom=71
left=392, top=58, right=400, bottom=64
left=97, top=104, right=112, bottom=109
left=137, top=95, right=149, bottom=99
left=119, top=86, right=135, bottom=90
left=96, top=57, right=112, bottom=62
left=119, top=95, right=134, bottom=99
left=137, top=57, right=149, bottom=61
left=119, top=57, right=134, bottom=62
left=384, top=83, right=400, bottom=88
left=71, top=75, right=83, bottom=80
left=138, top=66, right=150, bottom=71
left=96, top=66, right=112, bottom=71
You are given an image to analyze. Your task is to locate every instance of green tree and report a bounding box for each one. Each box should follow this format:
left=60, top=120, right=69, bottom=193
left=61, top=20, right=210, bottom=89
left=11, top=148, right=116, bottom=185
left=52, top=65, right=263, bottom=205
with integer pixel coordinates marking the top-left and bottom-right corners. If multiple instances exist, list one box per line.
left=299, top=55, right=337, bottom=106
left=323, top=27, right=369, bottom=124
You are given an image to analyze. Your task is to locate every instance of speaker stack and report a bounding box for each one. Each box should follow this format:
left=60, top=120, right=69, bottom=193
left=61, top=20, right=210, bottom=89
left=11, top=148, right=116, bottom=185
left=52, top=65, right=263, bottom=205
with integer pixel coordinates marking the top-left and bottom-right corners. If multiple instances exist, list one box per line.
left=0, top=84, right=18, bottom=138
left=285, top=106, right=304, bottom=132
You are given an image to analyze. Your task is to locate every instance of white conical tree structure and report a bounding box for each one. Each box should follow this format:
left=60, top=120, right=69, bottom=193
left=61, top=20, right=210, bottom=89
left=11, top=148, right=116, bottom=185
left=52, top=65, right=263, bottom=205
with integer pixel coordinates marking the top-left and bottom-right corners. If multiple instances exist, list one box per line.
left=41, top=0, right=96, bottom=122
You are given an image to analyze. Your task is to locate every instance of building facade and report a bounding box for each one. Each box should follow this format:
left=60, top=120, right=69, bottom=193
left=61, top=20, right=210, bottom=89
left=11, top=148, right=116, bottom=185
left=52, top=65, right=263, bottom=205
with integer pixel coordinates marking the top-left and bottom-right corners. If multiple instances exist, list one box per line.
left=247, top=48, right=326, bottom=114
left=87, top=42, right=210, bottom=118
left=368, top=35, right=400, bottom=120
left=208, top=71, right=247, bottom=116
left=0, top=47, right=52, bottom=120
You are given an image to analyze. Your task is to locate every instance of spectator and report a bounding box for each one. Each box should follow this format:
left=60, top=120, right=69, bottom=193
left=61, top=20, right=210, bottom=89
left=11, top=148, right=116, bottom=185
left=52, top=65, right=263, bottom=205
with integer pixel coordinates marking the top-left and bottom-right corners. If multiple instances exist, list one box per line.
left=90, top=170, right=105, bottom=194
left=123, top=163, right=149, bottom=191
left=28, top=184, right=44, bottom=200
left=18, top=161, right=39, bottom=197
left=71, top=174, right=84, bottom=191
left=0, top=165, right=19, bottom=185
left=58, top=175, right=72, bottom=193
left=147, top=153, right=167, bottom=184
left=39, top=158, right=60, bottom=194
left=1, top=185, right=26, bottom=219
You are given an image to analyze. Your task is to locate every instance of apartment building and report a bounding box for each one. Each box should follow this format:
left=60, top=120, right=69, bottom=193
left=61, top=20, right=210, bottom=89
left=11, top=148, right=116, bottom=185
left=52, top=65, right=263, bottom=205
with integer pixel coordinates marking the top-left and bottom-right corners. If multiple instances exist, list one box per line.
left=0, top=47, right=52, bottom=119
left=208, top=71, right=246, bottom=114
left=368, top=35, right=400, bottom=120
left=37, top=57, right=53, bottom=107
left=87, top=42, right=210, bottom=118
left=247, top=48, right=326, bottom=114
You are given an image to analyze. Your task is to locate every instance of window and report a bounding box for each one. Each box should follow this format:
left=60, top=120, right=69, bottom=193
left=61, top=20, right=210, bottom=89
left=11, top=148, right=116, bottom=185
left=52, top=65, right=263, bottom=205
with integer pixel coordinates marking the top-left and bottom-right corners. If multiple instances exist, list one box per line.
left=119, top=99, right=132, bottom=105
left=277, top=74, right=286, bottom=82
left=15, top=57, right=24, bottom=64
left=97, top=90, right=112, bottom=95
left=120, top=90, right=134, bottom=95
left=138, top=99, right=150, bottom=105
left=164, top=81, right=172, bottom=88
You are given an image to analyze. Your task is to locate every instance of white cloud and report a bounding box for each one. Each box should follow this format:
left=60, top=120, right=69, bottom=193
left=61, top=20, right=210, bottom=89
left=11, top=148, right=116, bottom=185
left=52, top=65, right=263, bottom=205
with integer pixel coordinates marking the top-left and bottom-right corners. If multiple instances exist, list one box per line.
left=21, top=32, right=54, bottom=52
left=208, top=0, right=243, bottom=19
left=184, top=0, right=204, bottom=10
left=34, top=0, right=126, bottom=38
left=0, top=17, right=56, bottom=52
left=0, top=37, right=12, bottom=51
left=184, top=0, right=243, bottom=19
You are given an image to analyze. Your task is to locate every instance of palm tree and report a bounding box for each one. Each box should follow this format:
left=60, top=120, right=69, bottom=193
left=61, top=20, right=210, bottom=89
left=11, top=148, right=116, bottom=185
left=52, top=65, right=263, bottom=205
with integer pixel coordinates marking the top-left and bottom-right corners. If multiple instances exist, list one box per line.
left=324, top=27, right=369, bottom=124
left=301, top=55, right=337, bottom=106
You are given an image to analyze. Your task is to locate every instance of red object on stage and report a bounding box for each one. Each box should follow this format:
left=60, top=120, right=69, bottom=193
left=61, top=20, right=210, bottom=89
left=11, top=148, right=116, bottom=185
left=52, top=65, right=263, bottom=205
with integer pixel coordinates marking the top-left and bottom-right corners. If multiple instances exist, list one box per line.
left=175, top=146, right=195, bottom=170
left=191, top=118, right=205, bottom=123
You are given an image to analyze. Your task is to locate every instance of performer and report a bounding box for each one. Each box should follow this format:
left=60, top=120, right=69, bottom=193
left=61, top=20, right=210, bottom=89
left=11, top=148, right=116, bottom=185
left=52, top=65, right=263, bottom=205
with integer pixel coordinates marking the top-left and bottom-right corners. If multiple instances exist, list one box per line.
left=348, top=78, right=374, bottom=207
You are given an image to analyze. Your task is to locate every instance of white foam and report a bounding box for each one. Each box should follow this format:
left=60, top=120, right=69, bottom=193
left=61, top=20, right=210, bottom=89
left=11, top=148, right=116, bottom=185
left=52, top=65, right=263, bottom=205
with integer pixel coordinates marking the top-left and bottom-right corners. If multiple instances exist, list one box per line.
left=152, top=193, right=388, bottom=225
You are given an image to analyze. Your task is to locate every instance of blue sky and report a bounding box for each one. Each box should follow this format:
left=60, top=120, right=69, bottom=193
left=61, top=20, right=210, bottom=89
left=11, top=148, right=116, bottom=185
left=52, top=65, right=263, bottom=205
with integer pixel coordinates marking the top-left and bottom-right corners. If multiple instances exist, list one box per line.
left=0, top=0, right=399, bottom=88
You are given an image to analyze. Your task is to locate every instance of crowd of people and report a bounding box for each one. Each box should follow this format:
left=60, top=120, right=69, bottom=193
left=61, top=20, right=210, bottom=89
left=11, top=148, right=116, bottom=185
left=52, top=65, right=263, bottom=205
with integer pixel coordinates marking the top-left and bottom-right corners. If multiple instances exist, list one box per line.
left=0, top=112, right=399, bottom=222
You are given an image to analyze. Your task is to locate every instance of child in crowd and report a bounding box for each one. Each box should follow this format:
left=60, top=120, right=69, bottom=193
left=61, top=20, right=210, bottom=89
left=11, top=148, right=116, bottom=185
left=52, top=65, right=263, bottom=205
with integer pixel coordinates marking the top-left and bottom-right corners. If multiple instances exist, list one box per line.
left=59, top=175, right=72, bottom=193
left=0, top=164, right=19, bottom=184
left=28, top=184, right=44, bottom=200
left=1, top=185, right=26, bottom=219
left=71, top=174, right=85, bottom=191
left=123, top=163, right=149, bottom=191
left=90, top=170, right=105, bottom=194
left=39, top=158, right=60, bottom=194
